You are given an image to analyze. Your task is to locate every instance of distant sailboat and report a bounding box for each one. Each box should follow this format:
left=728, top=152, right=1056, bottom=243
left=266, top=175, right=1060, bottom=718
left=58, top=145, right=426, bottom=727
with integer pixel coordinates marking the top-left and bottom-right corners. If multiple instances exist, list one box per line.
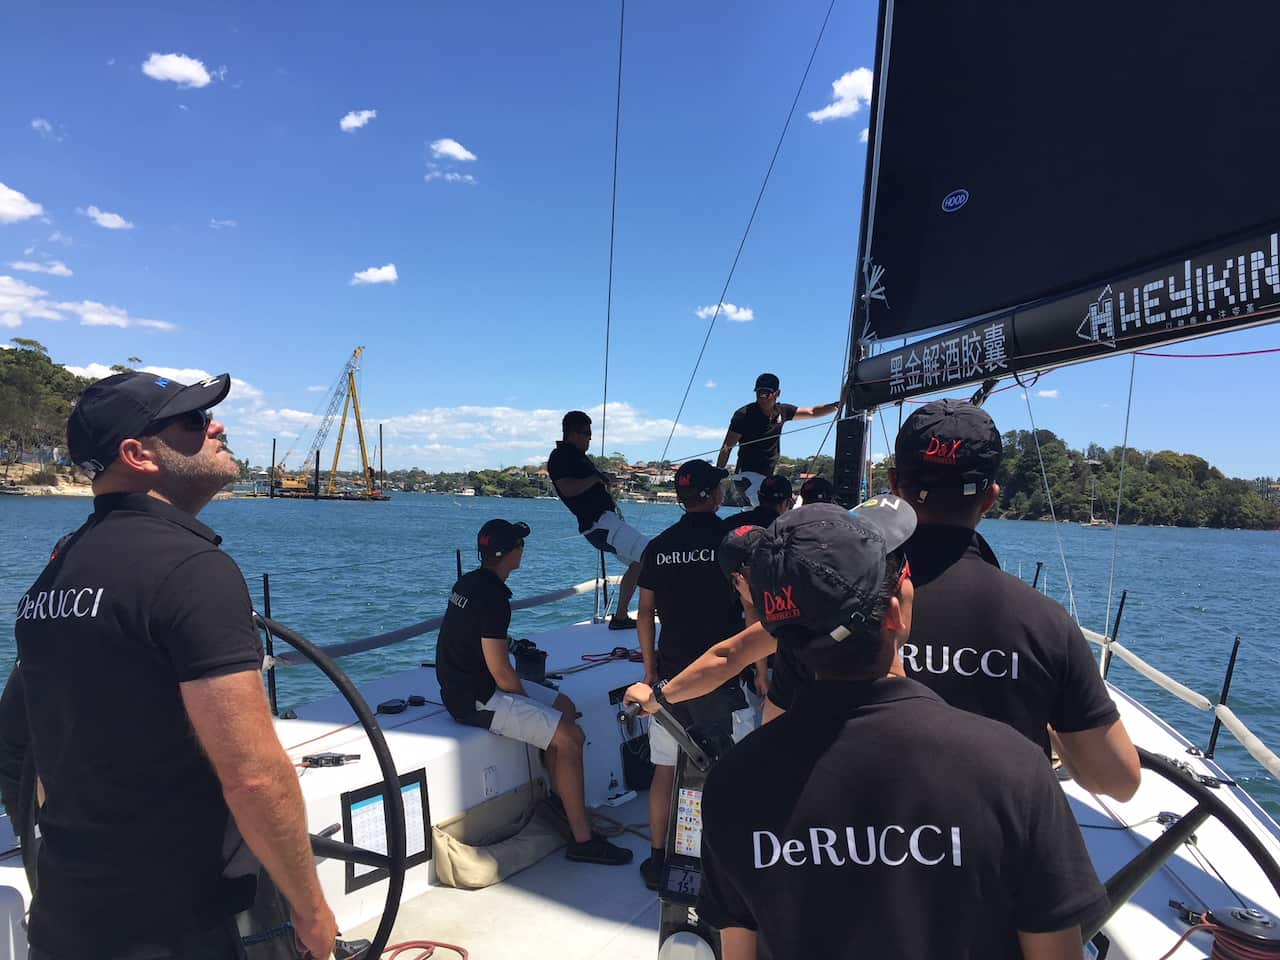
left=1084, top=475, right=1113, bottom=528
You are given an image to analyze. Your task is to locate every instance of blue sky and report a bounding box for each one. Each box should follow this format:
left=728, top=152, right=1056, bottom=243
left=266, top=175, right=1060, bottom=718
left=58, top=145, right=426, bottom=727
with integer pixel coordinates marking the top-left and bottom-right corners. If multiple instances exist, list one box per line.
left=1, top=1, right=1275, bottom=478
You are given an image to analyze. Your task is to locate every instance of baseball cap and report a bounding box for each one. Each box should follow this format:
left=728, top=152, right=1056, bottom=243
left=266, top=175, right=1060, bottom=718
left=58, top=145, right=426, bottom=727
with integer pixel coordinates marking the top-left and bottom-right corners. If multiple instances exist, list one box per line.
left=799, top=476, right=836, bottom=504
left=477, top=519, right=530, bottom=558
left=749, top=497, right=916, bottom=663
left=718, top=523, right=767, bottom=580
left=675, top=459, right=729, bottom=501
left=67, top=371, right=232, bottom=476
left=754, top=372, right=780, bottom=393
left=757, top=474, right=794, bottom=504
left=894, top=399, right=1002, bottom=497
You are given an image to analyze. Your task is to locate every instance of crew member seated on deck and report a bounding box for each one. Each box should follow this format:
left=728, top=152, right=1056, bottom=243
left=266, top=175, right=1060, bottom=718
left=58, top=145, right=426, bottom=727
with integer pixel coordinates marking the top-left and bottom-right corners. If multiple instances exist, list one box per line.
left=547, top=411, right=648, bottom=629
left=2, top=371, right=337, bottom=960
left=435, top=519, right=632, bottom=866
left=636, top=459, right=745, bottom=890
left=696, top=499, right=1107, bottom=960
left=715, top=373, right=838, bottom=506
left=889, top=399, right=1140, bottom=801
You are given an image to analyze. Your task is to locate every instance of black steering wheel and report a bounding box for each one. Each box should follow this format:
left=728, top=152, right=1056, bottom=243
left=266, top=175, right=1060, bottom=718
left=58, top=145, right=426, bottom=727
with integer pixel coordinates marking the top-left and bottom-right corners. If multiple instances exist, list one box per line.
left=19, top=614, right=408, bottom=960
left=1082, top=746, right=1280, bottom=941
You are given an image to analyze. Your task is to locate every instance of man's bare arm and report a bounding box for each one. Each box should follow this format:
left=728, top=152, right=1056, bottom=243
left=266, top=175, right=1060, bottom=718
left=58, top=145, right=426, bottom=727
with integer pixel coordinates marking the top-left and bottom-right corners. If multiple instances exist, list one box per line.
left=626, top=621, right=775, bottom=713
left=181, top=671, right=336, bottom=959
left=715, top=430, right=741, bottom=470
left=793, top=401, right=841, bottom=420
left=1018, top=928, right=1085, bottom=960
left=481, top=637, right=526, bottom=695
left=720, top=928, right=758, bottom=960
left=1050, top=720, right=1141, bottom=802
left=638, top=588, right=659, bottom=686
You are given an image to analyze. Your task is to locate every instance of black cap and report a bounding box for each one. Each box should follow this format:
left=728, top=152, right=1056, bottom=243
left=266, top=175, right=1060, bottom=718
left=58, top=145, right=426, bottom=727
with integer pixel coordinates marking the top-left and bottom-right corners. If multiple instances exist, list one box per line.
left=477, top=519, right=530, bottom=558
left=718, top=523, right=767, bottom=580
left=67, top=371, right=232, bottom=476
left=757, top=474, right=793, bottom=504
left=894, top=399, right=1002, bottom=497
left=749, top=497, right=916, bottom=656
left=799, top=476, right=835, bottom=504
left=754, top=372, right=780, bottom=393
left=675, top=459, right=729, bottom=501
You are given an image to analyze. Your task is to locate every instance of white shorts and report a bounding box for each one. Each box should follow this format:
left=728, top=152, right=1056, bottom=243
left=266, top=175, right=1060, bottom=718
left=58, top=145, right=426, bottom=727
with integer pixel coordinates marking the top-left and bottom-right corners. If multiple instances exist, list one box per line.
left=733, top=471, right=767, bottom=507
left=584, top=509, right=651, bottom=566
left=648, top=688, right=751, bottom=767
left=477, top=681, right=563, bottom=751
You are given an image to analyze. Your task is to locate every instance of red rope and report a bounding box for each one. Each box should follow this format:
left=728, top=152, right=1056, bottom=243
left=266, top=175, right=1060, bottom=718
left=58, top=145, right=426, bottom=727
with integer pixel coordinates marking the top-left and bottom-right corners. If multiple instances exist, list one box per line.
left=1154, top=920, right=1280, bottom=960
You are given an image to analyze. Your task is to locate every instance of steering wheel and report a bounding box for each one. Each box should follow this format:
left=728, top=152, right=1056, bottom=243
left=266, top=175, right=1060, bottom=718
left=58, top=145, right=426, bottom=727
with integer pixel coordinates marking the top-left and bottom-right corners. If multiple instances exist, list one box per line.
left=1082, top=746, right=1280, bottom=941
left=19, top=614, right=408, bottom=960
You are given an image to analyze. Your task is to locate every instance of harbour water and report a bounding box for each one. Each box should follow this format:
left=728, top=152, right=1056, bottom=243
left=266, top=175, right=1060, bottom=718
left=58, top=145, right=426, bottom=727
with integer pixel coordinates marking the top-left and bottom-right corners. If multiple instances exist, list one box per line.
left=3, top=493, right=1278, bottom=816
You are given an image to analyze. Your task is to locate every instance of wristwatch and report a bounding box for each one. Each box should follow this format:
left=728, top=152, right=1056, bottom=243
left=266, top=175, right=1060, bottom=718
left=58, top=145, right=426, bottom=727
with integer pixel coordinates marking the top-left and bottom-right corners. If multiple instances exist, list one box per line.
left=652, top=679, right=673, bottom=711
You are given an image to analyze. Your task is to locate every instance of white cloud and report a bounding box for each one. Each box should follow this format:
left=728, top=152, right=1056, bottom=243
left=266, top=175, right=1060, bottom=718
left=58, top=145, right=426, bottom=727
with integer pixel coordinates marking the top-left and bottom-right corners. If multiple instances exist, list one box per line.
left=142, top=52, right=212, bottom=88
left=424, top=171, right=477, bottom=185
left=695, top=302, right=754, bottom=322
left=305, top=385, right=327, bottom=392
left=1037, top=388, right=1060, bottom=399
left=209, top=218, right=237, bottom=229
left=61, top=362, right=261, bottom=402
left=80, top=205, right=134, bottom=230
left=705, top=380, right=717, bottom=389
left=55, top=300, right=175, bottom=331
left=808, top=67, right=873, bottom=123
left=0, top=183, right=43, bottom=224
left=48, top=230, right=71, bottom=246
left=340, top=109, right=377, bottom=132
left=8, top=260, right=72, bottom=277
left=177, top=104, right=190, bottom=112
left=860, top=128, right=869, bottom=143
left=351, top=263, right=398, bottom=286
left=31, top=117, right=64, bottom=141
left=0, top=274, right=63, bottom=328
left=430, top=138, right=477, bottom=162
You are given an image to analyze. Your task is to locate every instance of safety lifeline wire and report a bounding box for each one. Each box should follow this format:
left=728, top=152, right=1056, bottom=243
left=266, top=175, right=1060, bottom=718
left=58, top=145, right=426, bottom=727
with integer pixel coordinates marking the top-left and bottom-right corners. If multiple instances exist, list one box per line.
left=1103, top=354, right=1137, bottom=634
left=658, top=0, right=840, bottom=464
left=1019, top=377, right=1078, bottom=621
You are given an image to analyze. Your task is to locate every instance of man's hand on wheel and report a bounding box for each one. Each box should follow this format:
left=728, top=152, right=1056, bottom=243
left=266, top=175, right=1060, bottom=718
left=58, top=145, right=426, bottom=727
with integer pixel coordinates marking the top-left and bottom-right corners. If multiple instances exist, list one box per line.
left=293, top=903, right=339, bottom=960
left=624, top=682, right=660, bottom=715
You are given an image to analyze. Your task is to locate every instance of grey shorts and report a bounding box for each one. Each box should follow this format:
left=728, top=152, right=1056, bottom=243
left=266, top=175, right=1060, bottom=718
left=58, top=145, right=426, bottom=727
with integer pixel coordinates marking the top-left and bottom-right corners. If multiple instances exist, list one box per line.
left=475, top=681, right=563, bottom=751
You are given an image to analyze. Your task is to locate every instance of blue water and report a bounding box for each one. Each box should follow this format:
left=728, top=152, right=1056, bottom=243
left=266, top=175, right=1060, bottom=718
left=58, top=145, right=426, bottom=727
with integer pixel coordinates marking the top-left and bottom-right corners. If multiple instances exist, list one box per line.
left=3, top=494, right=1278, bottom=816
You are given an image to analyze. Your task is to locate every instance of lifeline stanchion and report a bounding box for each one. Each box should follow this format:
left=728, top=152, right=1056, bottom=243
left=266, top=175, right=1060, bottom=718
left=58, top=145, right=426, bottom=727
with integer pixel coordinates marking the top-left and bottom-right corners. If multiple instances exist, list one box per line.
left=1206, top=635, right=1244, bottom=759
left=1101, top=590, right=1127, bottom=681
left=262, top=573, right=279, bottom=716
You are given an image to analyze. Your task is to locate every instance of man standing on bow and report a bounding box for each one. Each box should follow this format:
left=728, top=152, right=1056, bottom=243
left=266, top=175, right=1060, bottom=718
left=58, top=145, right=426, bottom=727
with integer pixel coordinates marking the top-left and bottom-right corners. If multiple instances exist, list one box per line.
left=715, top=374, right=838, bottom=507
left=2, top=371, right=337, bottom=960
left=548, top=410, right=648, bottom=629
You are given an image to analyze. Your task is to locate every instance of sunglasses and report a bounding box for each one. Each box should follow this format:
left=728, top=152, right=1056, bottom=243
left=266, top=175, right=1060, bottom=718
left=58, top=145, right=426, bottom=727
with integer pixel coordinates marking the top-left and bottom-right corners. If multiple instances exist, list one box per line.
left=143, top=408, right=213, bottom=437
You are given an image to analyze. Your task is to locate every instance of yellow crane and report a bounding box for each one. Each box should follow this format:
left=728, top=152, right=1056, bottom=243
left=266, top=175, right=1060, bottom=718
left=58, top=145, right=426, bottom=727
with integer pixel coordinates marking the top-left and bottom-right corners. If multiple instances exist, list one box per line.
left=274, top=347, right=385, bottom=499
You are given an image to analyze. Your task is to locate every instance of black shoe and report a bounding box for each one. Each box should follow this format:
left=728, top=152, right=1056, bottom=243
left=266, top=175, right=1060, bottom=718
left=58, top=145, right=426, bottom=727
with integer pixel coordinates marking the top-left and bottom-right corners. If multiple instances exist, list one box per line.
left=640, top=852, right=665, bottom=890
left=608, top=615, right=637, bottom=631
left=566, top=834, right=634, bottom=865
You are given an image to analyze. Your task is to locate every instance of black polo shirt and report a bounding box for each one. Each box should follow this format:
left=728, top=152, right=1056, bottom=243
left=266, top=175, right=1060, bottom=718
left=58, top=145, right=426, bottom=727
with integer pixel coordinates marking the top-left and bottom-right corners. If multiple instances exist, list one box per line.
left=547, top=440, right=617, bottom=532
left=904, top=524, right=1119, bottom=756
left=723, top=504, right=783, bottom=530
left=10, top=493, right=263, bottom=955
left=638, top=512, right=743, bottom=679
left=698, top=677, right=1106, bottom=959
left=729, top=401, right=797, bottom=476
left=436, top=567, right=513, bottom=718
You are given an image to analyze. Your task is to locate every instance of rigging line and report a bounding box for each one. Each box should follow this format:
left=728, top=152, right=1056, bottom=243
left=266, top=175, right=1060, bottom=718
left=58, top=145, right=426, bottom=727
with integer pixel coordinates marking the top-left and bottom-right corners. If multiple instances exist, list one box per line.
left=1137, top=346, right=1280, bottom=359
left=657, top=0, right=840, bottom=465
left=600, top=0, right=625, bottom=459
left=1018, top=377, right=1078, bottom=621
left=668, top=414, right=842, bottom=465
left=1104, top=354, right=1138, bottom=634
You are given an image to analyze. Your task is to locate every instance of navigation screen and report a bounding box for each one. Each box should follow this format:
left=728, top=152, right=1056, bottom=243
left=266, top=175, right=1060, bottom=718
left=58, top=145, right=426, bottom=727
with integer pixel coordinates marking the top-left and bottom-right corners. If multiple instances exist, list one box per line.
left=663, top=864, right=702, bottom=899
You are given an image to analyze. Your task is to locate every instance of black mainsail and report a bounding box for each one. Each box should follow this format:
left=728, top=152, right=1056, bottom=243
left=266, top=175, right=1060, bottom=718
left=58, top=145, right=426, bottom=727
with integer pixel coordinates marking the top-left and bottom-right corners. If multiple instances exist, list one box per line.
left=839, top=0, right=1280, bottom=477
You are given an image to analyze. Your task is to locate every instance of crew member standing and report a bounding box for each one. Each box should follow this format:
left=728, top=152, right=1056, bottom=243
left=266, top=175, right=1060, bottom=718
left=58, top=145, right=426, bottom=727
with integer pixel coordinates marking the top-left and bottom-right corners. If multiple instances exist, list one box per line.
left=2, top=372, right=337, bottom=960
left=435, top=519, right=632, bottom=866
left=889, top=400, right=1140, bottom=800
left=715, top=374, right=838, bottom=506
left=548, top=411, right=648, bottom=629
left=697, top=500, right=1107, bottom=960
left=636, top=459, right=744, bottom=890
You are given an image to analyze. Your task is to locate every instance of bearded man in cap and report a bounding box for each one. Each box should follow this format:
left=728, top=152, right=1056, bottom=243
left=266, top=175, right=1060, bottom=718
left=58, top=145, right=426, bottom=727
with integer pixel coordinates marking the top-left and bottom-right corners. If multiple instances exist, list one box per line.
left=635, top=459, right=744, bottom=889
left=890, top=399, right=1139, bottom=801
left=436, top=519, right=632, bottom=866
left=715, top=373, right=839, bottom=507
left=1, top=371, right=338, bottom=959
left=696, top=498, right=1107, bottom=960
